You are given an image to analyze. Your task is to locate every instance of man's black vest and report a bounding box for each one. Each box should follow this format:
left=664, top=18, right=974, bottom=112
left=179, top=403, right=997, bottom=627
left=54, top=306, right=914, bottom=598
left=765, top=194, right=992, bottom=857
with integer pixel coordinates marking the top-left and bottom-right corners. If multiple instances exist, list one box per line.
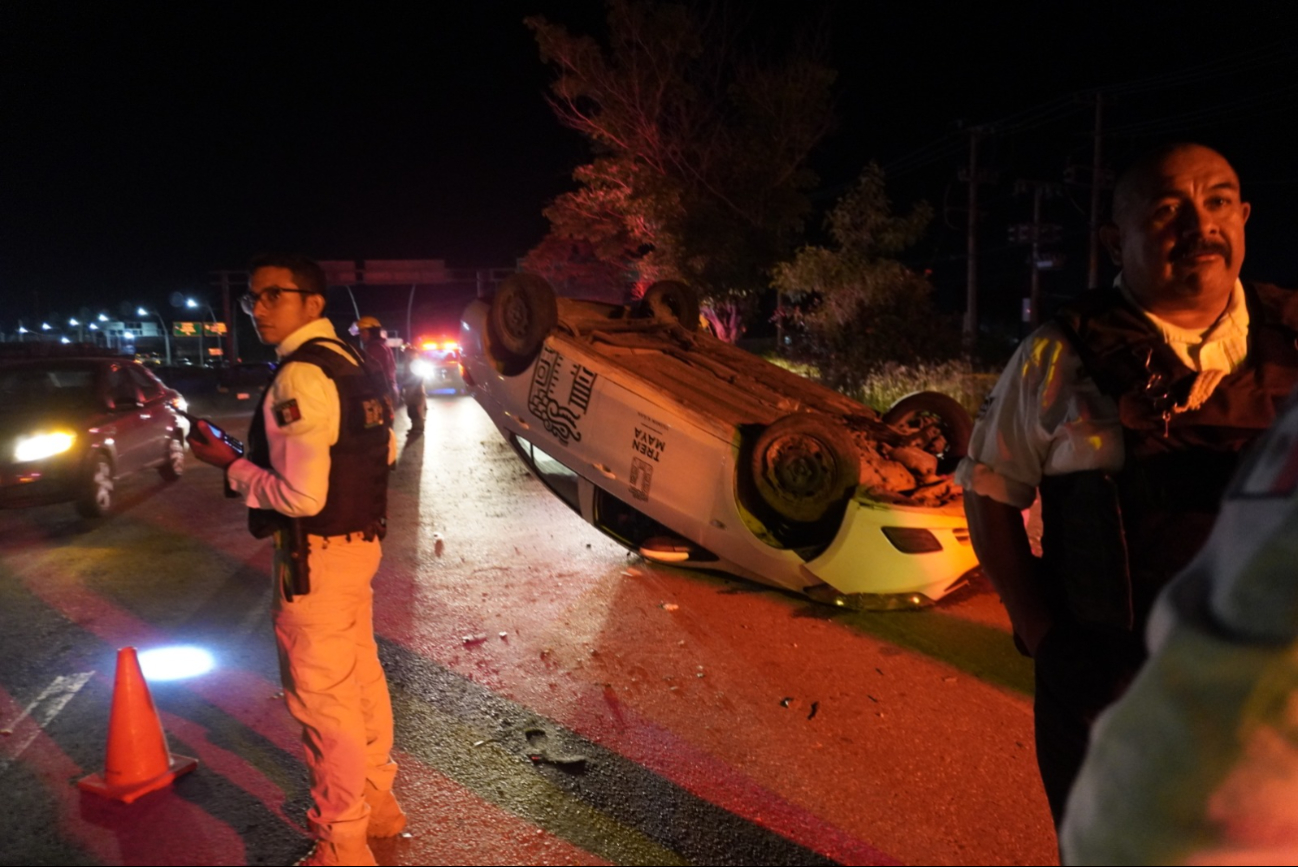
left=247, top=337, right=392, bottom=540
left=1039, top=282, right=1298, bottom=630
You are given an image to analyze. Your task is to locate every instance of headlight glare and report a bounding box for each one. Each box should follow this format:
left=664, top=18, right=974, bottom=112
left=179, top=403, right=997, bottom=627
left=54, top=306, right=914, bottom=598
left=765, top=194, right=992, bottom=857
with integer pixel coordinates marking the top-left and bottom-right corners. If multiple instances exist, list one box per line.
left=15, top=432, right=77, bottom=462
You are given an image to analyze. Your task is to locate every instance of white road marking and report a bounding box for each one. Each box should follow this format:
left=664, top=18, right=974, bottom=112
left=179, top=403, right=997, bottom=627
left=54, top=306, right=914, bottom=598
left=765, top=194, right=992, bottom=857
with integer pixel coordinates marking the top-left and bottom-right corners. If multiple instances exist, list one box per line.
left=0, top=671, right=95, bottom=772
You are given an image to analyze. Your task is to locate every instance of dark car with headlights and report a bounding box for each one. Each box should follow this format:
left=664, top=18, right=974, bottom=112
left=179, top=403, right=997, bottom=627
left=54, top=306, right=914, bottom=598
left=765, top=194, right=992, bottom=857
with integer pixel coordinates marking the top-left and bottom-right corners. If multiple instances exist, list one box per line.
left=0, top=356, right=189, bottom=517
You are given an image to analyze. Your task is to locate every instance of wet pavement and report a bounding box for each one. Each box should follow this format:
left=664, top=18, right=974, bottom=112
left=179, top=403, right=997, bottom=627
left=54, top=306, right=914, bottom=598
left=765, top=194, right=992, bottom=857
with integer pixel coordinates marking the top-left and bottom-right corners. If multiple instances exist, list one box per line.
left=0, top=396, right=1056, bottom=865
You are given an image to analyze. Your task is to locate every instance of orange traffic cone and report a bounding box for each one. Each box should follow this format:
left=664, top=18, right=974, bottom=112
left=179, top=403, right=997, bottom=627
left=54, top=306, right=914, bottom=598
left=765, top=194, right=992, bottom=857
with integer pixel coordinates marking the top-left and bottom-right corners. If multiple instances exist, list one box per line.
left=78, top=646, right=198, bottom=803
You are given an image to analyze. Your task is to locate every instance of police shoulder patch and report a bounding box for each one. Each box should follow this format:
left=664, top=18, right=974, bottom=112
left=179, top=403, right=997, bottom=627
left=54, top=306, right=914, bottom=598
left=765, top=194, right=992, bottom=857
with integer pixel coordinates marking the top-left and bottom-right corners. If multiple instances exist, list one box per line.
left=274, top=399, right=302, bottom=427
left=361, top=397, right=385, bottom=428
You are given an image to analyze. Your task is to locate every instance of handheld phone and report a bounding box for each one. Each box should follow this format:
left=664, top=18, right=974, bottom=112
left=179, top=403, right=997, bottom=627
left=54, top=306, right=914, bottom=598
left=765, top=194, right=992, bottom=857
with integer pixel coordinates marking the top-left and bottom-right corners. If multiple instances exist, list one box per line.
left=179, top=410, right=245, bottom=457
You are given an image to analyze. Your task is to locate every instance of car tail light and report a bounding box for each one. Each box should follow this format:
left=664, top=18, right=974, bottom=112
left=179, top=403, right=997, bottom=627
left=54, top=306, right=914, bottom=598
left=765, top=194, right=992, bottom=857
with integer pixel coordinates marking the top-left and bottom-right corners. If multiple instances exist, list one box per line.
left=881, top=527, right=943, bottom=554
left=952, top=527, right=971, bottom=545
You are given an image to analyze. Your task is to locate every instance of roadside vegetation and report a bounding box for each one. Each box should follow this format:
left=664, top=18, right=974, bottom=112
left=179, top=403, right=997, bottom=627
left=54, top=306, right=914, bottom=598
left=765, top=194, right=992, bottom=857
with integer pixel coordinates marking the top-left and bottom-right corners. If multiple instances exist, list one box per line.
left=523, top=0, right=834, bottom=341
left=524, top=1, right=997, bottom=409
left=768, top=355, right=998, bottom=418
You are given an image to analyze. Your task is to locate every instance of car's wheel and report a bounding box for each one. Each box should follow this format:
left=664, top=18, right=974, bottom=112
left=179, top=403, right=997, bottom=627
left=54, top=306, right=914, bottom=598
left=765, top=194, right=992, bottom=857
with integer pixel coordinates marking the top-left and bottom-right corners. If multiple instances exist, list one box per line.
left=638, top=280, right=700, bottom=331
left=487, top=273, right=557, bottom=371
left=882, top=391, right=973, bottom=474
left=75, top=452, right=115, bottom=518
left=750, top=413, right=859, bottom=524
left=158, top=434, right=185, bottom=482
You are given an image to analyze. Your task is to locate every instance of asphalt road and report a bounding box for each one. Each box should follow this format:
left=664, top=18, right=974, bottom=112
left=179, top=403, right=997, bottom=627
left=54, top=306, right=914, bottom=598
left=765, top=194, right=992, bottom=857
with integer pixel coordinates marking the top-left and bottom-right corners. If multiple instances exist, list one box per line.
left=0, top=395, right=1056, bottom=866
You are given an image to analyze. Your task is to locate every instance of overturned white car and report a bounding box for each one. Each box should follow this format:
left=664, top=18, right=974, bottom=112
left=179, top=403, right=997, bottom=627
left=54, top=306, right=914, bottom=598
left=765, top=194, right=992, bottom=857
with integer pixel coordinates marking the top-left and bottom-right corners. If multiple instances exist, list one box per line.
left=460, top=275, right=979, bottom=609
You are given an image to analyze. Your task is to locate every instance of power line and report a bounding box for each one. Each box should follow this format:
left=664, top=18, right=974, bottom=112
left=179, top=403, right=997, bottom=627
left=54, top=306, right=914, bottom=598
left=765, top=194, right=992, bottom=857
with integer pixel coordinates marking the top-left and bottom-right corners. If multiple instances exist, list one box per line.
left=1101, top=40, right=1292, bottom=96
left=1107, top=79, right=1298, bottom=136
left=878, top=39, right=1293, bottom=179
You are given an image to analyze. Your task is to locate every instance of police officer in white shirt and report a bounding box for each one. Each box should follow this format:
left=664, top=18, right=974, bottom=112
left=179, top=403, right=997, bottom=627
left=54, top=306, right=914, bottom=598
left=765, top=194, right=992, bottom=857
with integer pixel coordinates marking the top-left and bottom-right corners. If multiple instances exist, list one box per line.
left=188, top=254, right=404, bottom=867
left=956, top=144, right=1298, bottom=830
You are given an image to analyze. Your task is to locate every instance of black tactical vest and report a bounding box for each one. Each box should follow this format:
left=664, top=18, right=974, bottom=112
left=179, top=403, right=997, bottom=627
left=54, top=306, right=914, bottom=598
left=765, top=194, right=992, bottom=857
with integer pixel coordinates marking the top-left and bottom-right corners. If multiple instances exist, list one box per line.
left=1039, top=282, right=1298, bottom=630
left=247, top=337, right=393, bottom=540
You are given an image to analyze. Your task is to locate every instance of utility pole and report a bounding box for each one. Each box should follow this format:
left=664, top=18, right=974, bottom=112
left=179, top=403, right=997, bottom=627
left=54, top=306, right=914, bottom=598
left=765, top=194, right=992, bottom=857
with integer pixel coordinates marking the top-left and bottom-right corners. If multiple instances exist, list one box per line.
left=1087, top=92, right=1105, bottom=291
left=213, top=271, right=237, bottom=363
left=1010, top=181, right=1063, bottom=329
left=958, top=125, right=997, bottom=354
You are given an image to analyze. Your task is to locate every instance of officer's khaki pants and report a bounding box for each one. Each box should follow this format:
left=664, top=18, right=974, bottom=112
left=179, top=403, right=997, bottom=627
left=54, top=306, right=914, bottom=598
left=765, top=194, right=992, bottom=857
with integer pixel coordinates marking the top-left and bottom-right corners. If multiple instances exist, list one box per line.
left=272, top=533, right=397, bottom=843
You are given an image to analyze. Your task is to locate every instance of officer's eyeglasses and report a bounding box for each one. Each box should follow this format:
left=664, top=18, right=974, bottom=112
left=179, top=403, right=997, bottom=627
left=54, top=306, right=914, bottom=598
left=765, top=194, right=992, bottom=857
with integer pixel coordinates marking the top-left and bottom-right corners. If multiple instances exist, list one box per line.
left=239, top=288, right=316, bottom=314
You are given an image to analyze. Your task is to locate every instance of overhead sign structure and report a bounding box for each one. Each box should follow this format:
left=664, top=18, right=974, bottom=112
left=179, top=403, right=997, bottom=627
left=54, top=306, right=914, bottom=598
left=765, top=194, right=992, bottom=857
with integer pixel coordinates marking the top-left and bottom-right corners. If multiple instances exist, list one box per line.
left=202, top=322, right=227, bottom=336
left=173, top=322, right=199, bottom=336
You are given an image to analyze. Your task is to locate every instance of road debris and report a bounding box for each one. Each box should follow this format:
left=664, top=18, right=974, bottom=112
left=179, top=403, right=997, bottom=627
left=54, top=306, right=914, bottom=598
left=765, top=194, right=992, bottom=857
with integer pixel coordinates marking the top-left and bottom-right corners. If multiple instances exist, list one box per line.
left=660, top=602, right=679, bottom=611
left=433, top=536, right=445, bottom=557
left=524, top=728, right=586, bottom=769
left=462, top=633, right=489, bottom=645
left=807, top=701, right=819, bottom=720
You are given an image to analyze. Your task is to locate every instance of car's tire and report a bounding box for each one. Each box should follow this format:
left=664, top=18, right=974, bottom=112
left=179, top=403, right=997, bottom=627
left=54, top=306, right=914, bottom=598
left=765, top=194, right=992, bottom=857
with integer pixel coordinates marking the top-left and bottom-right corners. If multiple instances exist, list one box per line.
left=158, top=434, right=185, bottom=482
left=638, top=280, right=700, bottom=331
left=750, top=413, right=859, bottom=524
left=487, top=273, right=557, bottom=370
left=75, top=452, right=114, bottom=518
left=882, top=391, right=973, bottom=474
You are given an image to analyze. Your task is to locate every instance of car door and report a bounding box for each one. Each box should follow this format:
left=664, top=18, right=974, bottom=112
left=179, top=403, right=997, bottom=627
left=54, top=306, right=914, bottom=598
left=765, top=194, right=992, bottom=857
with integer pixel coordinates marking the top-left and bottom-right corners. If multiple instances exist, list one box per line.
left=127, top=363, right=172, bottom=464
left=103, top=362, right=149, bottom=474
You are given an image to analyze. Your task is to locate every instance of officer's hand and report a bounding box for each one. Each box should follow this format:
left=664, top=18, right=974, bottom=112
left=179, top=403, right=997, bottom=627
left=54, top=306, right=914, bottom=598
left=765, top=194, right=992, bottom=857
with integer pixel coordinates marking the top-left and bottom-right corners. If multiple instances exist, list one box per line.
left=187, top=420, right=239, bottom=469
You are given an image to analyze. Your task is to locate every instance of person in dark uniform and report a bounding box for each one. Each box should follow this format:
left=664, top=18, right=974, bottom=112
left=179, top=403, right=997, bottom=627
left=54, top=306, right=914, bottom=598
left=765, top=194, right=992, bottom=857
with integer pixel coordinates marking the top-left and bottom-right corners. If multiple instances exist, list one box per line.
left=188, top=254, right=406, bottom=867
left=398, top=343, right=427, bottom=441
left=956, top=143, right=1298, bottom=828
left=354, top=316, right=399, bottom=411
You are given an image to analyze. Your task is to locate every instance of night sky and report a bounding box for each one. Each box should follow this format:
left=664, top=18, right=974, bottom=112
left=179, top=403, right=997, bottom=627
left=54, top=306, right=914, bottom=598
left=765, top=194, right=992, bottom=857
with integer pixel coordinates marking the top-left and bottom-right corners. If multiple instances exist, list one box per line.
left=4, top=2, right=1294, bottom=334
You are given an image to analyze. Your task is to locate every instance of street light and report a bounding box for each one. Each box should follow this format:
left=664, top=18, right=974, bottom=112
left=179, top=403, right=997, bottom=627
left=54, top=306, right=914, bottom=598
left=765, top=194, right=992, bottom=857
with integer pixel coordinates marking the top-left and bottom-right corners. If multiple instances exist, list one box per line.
left=187, top=297, right=217, bottom=366
left=138, top=307, right=172, bottom=364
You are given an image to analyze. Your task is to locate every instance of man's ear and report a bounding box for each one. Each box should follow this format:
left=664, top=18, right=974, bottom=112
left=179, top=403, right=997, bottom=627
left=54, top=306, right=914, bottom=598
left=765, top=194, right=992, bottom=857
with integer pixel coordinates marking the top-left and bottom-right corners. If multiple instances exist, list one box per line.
left=306, top=293, right=326, bottom=318
left=1099, top=223, right=1123, bottom=266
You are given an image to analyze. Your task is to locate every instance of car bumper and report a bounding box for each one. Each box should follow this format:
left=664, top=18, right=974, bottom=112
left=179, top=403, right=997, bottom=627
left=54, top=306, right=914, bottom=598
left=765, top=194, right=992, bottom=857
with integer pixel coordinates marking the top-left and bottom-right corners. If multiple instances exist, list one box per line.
left=800, top=495, right=979, bottom=607
left=0, top=458, right=80, bottom=508
left=424, top=364, right=466, bottom=394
